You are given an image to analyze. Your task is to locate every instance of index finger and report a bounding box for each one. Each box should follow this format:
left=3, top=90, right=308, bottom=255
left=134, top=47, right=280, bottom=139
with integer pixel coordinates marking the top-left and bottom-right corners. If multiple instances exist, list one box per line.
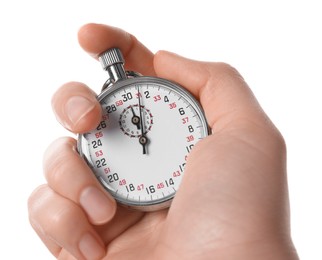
left=78, top=23, right=156, bottom=76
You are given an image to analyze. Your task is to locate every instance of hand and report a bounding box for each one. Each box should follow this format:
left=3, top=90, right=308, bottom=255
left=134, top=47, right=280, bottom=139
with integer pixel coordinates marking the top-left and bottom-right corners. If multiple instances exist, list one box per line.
left=137, top=87, right=148, bottom=154
left=28, top=24, right=298, bottom=260
left=130, top=105, right=140, bottom=130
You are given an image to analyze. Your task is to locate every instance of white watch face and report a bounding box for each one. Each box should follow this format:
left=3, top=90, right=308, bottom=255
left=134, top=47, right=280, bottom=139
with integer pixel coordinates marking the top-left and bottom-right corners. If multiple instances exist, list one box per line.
left=78, top=77, right=208, bottom=210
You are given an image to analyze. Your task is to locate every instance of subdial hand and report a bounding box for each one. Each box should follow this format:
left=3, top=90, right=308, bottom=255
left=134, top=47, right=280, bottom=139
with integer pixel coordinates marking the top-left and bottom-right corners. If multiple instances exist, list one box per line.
left=130, top=106, right=140, bottom=129
left=138, top=89, right=149, bottom=154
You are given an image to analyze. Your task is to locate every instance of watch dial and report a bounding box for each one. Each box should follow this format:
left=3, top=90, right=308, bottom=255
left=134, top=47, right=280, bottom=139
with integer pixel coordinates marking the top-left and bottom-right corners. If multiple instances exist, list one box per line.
left=78, top=77, right=208, bottom=210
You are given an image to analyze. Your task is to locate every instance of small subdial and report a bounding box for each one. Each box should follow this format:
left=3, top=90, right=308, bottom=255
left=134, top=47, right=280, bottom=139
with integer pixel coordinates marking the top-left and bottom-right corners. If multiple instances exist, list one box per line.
left=119, top=105, right=153, bottom=137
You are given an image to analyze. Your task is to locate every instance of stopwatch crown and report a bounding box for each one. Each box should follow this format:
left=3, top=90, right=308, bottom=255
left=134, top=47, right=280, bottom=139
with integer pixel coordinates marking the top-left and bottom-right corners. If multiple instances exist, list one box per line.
left=99, top=48, right=127, bottom=85
left=99, top=48, right=125, bottom=70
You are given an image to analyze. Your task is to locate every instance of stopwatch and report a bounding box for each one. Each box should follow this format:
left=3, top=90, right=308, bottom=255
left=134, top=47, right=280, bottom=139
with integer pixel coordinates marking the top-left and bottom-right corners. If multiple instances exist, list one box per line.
left=78, top=48, right=209, bottom=211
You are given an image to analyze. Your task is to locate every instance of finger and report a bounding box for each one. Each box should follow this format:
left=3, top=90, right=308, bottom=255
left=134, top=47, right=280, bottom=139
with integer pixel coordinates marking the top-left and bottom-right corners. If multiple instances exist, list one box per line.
left=28, top=187, right=61, bottom=257
left=153, top=51, right=270, bottom=132
left=43, top=137, right=117, bottom=225
left=78, top=23, right=156, bottom=76
left=51, top=82, right=102, bottom=133
left=28, top=185, right=106, bottom=260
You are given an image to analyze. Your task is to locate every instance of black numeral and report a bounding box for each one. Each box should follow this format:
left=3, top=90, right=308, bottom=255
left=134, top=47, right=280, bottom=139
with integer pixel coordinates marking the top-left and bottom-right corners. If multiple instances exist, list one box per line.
left=95, top=158, right=106, bottom=168
left=92, top=140, right=102, bottom=149
left=186, top=144, right=194, bottom=153
left=126, top=184, right=135, bottom=192
left=165, top=178, right=175, bottom=187
left=144, top=91, right=150, bottom=98
left=107, top=173, right=119, bottom=183
left=179, top=163, right=186, bottom=172
left=106, top=104, right=116, bottom=113
left=96, top=121, right=107, bottom=130
left=146, top=185, right=156, bottom=194
left=122, top=92, right=133, bottom=102
left=179, top=108, right=185, bottom=115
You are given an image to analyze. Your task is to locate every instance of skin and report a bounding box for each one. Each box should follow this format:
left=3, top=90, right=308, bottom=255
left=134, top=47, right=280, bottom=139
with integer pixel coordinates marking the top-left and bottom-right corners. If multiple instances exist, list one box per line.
left=28, top=23, right=299, bottom=260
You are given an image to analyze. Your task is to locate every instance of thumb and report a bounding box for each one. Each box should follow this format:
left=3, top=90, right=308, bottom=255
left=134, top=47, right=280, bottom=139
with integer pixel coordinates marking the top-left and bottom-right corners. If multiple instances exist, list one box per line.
left=154, top=51, right=290, bottom=251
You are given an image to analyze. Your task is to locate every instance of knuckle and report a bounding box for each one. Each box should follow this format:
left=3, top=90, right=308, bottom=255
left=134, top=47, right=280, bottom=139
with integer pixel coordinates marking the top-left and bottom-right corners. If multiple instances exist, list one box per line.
left=28, top=183, right=86, bottom=248
left=48, top=204, right=79, bottom=231
left=28, top=185, right=84, bottom=237
left=43, top=137, right=77, bottom=184
left=45, top=203, right=86, bottom=240
left=202, top=62, right=247, bottom=107
left=272, top=127, right=287, bottom=155
left=216, top=62, right=241, bottom=76
left=212, top=62, right=245, bottom=85
left=28, top=184, right=51, bottom=215
left=28, top=185, right=53, bottom=233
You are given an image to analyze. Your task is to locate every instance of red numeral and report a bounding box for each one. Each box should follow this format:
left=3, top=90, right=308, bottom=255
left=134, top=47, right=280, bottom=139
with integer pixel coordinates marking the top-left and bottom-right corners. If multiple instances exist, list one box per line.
left=95, top=150, right=103, bottom=157
left=173, top=171, right=181, bottom=177
left=119, top=179, right=126, bottom=186
left=137, top=184, right=144, bottom=191
left=169, top=102, right=177, bottom=109
left=153, top=95, right=161, bottom=102
left=182, top=117, right=189, bottom=124
left=95, top=131, right=103, bottom=138
left=157, top=182, right=165, bottom=189
left=104, top=168, right=111, bottom=174
left=135, top=92, right=142, bottom=98
left=186, top=135, right=194, bottom=142
left=116, top=100, right=123, bottom=106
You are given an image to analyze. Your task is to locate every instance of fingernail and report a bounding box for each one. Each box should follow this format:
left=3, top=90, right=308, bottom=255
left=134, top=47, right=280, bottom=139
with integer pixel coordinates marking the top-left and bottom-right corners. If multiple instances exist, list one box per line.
left=80, top=186, right=115, bottom=224
left=65, top=96, right=95, bottom=128
left=79, top=233, right=105, bottom=260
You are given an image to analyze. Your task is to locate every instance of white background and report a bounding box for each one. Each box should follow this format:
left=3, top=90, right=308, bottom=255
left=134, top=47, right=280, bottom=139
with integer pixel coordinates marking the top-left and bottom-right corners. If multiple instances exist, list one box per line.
left=0, top=0, right=321, bottom=259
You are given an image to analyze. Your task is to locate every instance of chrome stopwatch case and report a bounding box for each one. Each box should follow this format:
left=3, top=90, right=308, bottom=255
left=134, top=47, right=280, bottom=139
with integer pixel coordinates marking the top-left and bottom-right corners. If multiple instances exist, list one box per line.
left=78, top=48, right=209, bottom=211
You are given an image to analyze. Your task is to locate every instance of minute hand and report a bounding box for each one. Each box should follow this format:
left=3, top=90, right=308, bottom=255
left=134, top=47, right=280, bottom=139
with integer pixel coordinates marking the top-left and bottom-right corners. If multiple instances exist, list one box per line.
left=138, top=89, right=148, bottom=154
